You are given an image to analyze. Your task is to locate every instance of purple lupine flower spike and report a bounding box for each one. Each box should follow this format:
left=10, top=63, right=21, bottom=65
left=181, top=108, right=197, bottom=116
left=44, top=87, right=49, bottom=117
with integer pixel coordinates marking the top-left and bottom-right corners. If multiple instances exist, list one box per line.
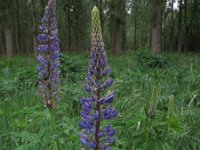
left=79, top=6, right=117, bottom=150
left=36, top=0, right=60, bottom=109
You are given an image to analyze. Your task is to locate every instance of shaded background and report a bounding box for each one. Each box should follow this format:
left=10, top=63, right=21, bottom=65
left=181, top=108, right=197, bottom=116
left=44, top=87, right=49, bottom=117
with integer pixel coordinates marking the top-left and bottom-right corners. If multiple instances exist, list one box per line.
left=0, top=0, right=200, bottom=56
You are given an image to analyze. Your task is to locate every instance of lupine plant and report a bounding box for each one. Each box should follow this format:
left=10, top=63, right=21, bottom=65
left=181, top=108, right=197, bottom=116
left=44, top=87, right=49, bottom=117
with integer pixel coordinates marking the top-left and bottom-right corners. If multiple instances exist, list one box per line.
left=36, top=0, right=60, bottom=149
left=79, top=6, right=118, bottom=150
left=36, top=0, right=60, bottom=109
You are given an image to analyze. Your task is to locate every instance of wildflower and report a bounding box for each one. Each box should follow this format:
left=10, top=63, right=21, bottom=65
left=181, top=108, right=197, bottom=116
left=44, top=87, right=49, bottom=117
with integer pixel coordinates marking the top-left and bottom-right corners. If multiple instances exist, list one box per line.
left=36, top=0, right=60, bottom=109
left=79, top=6, right=117, bottom=150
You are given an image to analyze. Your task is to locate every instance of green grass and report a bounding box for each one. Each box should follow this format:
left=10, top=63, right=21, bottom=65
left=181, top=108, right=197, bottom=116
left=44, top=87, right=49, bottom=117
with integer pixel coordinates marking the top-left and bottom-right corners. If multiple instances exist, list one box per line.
left=0, top=51, right=200, bottom=150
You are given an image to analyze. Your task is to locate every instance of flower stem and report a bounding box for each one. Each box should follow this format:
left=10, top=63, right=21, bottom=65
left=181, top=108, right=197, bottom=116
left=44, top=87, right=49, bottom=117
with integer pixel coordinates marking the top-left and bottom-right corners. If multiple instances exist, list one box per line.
left=50, top=109, right=60, bottom=150
left=95, top=88, right=101, bottom=150
left=144, top=119, right=153, bottom=150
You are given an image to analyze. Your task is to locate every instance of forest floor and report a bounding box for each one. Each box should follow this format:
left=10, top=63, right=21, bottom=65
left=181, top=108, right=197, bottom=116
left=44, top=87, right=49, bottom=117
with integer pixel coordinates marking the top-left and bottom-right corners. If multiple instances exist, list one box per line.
left=0, top=51, right=200, bottom=150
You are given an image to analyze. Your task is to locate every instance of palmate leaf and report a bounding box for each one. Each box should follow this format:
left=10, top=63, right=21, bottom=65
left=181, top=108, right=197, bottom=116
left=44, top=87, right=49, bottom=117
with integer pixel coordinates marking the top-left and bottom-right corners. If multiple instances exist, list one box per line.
left=37, top=126, right=49, bottom=139
left=30, top=109, right=50, bottom=125
left=10, top=131, right=39, bottom=143
left=14, top=143, right=39, bottom=150
left=10, top=127, right=60, bottom=149
left=148, top=138, right=173, bottom=150
left=11, top=119, right=28, bottom=129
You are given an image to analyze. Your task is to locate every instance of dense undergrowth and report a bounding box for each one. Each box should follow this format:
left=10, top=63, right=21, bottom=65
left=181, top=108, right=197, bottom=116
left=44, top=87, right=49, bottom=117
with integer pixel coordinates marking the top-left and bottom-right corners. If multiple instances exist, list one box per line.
left=0, top=51, right=200, bottom=150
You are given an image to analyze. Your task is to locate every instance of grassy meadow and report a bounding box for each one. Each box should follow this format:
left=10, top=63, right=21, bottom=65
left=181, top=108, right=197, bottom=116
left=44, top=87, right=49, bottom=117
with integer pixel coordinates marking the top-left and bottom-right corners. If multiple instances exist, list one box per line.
left=0, top=51, right=200, bottom=150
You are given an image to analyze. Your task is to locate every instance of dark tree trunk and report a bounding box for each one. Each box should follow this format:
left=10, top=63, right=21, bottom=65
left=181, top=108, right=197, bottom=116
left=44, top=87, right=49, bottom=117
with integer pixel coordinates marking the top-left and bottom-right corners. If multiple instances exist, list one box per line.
left=178, top=0, right=183, bottom=52
left=4, top=0, right=13, bottom=57
left=13, top=0, right=20, bottom=55
left=183, top=0, right=188, bottom=52
left=170, top=0, right=175, bottom=51
left=31, top=0, right=37, bottom=55
left=5, top=28, right=13, bottom=57
left=0, top=29, right=6, bottom=56
left=151, top=0, right=162, bottom=54
left=149, top=24, right=152, bottom=49
left=110, top=0, right=126, bottom=54
left=67, top=5, right=72, bottom=51
left=134, top=14, right=137, bottom=51
left=0, top=24, right=4, bottom=56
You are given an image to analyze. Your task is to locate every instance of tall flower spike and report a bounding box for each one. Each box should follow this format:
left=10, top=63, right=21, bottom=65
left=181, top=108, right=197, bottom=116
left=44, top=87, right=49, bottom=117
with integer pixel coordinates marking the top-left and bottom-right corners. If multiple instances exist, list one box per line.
left=79, top=6, right=117, bottom=150
left=36, top=0, right=61, bottom=109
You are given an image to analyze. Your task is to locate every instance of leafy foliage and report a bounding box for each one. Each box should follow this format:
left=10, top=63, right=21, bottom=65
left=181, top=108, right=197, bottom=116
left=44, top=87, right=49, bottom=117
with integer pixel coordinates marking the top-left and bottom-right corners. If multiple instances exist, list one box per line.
left=60, top=54, right=86, bottom=82
left=137, top=50, right=168, bottom=68
left=0, top=52, right=200, bottom=149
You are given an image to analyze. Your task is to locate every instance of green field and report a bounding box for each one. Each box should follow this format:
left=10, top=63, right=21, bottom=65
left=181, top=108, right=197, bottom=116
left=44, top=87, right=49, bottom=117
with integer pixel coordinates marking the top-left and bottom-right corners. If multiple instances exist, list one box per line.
left=0, top=51, right=200, bottom=150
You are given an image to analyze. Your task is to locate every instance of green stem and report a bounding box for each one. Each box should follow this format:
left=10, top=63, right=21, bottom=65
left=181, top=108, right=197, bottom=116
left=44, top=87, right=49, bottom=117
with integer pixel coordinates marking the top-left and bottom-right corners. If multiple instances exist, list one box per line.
left=144, top=119, right=153, bottom=150
left=50, top=109, right=60, bottom=150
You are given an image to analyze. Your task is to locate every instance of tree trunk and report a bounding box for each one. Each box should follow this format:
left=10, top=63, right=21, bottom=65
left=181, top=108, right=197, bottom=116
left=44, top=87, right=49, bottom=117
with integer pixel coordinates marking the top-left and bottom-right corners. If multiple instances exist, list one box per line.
left=0, top=29, right=4, bottom=56
left=170, top=0, right=175, bottom=51
left=151, top=0, right=162, bottom=54
left=31, top=0, right=37, bottom=55
left=178, top=0, right=183, bottom=52
left=183, top=0, right=188, bottom=52
left=134, top=14, right=137, bottom=51
left=149, top=24, right=152, bottom=49
left=67, top=5, right=72, bottom=51
left=14, top=0, right=20, bottom=55
left=5, top=28, right=13, bottom=57
left=4, top=0, right=13, bottom=57
left=110, top=0, right=126, bottom=54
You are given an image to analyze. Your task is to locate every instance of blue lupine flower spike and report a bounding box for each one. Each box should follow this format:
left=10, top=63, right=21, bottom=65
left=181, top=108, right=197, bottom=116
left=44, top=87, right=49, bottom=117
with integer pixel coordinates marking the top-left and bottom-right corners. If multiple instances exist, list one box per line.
left=79, top=6, right=118, bottom=150
left=36, top=0, right=61, bottom=109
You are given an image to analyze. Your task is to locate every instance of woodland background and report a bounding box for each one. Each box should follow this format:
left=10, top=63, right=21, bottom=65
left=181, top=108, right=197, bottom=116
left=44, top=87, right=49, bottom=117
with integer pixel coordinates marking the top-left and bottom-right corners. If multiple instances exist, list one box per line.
left=0, top=0, right=200, bottom=56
